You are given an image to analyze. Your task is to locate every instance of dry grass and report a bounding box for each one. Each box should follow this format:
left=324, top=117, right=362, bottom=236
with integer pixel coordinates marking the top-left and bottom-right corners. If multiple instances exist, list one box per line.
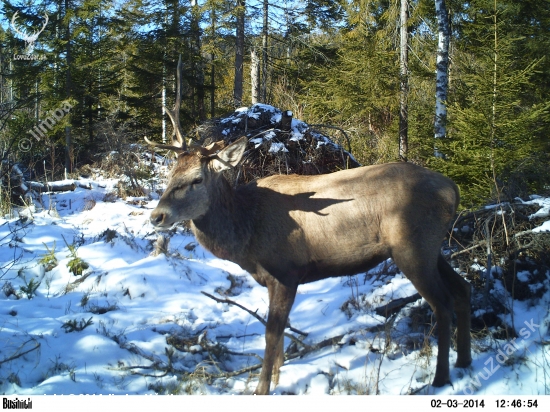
left=83, top=196, right=97, bottom=211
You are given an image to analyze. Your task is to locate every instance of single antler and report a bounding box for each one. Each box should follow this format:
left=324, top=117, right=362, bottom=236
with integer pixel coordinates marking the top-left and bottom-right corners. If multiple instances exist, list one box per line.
left=145, top=55, right=188, bottom=153
left=144, top=135, right=186, bottom=153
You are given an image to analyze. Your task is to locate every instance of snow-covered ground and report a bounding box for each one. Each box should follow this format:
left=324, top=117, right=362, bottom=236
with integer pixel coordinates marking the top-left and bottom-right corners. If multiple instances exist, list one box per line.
left=1, top=173, right=549, bottom=396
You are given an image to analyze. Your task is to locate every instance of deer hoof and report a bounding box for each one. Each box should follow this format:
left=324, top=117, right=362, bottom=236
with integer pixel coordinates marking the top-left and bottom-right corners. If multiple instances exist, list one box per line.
left=431, top=375, right=451, bottom=388
left=455, top=357, right=472, bottom=368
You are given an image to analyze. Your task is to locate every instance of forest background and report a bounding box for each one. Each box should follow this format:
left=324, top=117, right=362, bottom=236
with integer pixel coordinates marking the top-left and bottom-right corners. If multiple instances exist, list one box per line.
left=1, top=0, right=549, bottom=208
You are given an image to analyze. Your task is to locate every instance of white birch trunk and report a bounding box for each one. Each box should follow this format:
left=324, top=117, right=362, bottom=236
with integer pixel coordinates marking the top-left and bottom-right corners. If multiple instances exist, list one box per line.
left=251, top=49, right=260, bottom=104
left=434, top=0, right=450, bottom=154
left=233, top=0, right=245, bottom=107
left=261, top=0, right=268, bottom=103
left=399, top=0, right=409, bottom=161
left=162, top=65, right=167, bottom=143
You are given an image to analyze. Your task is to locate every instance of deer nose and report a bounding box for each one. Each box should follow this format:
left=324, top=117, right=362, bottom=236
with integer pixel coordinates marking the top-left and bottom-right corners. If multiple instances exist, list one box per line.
left=150, top=211, right=165, bottom=226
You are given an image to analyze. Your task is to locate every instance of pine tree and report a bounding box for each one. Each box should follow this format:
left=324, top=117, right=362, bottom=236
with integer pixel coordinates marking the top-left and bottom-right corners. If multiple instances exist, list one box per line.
left=431, top=0, right=550, bottom=205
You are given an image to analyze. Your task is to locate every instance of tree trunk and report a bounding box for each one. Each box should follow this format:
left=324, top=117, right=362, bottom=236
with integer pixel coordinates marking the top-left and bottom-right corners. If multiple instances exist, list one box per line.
left=210, top=7, right=216, bottom=118
left=191, top=1, right=205, bottom=121
left=210, top=56, right=216, bottom=118
left=491, top=0, right=498, bottom=154
left=162, top=62, right=167, bottom=143
left=251, top=48, right=260, bottom=104
left=434, top=0, right=450, bottom=154
left=399, top=0, right=409, bottom=162
left=261, top=0, right=268, bottom=103
left=28, top=181, right=77, bottom=193
left=281, top=110, right=292, bottom=132
left=233, top=0, right=245, bottom=107
left=64, top=0, right=73, bottom=173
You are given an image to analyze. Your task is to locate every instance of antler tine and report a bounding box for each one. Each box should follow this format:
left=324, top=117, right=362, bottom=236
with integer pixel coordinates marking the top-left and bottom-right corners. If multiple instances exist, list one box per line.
left=144, top=136, right=187, bottom=153
left=164, top=54, right=187, bottom=151
left=164, top=106, right=186, bottom=148
left=198, top=141, right=226, bottom=157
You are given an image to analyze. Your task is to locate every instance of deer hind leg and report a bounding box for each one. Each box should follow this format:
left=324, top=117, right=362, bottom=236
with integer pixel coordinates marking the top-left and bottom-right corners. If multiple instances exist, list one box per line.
left=438, top=254, right=472, bottom=368
left=254, top=279, right=296, bottom=395
left=393, top=252, right=454, bottom=387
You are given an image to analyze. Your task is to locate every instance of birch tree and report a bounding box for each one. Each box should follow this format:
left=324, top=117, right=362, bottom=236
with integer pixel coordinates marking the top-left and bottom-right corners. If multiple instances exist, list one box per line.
left=399, top=0, right=408, bottom=161
left=233, top=0, right=245, bottom=107
left=261, top=0, right=268, bottom=103
left=434, top=0, right=450, bottom=154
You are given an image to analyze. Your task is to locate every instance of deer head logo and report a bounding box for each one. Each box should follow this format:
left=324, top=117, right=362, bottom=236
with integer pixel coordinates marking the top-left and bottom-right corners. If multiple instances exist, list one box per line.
left=10, top=11, right=48, bottom=55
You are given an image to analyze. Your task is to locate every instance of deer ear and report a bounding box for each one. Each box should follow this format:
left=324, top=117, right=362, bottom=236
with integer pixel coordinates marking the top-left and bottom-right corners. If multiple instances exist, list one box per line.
left=210, top=137, right=248, bottom=172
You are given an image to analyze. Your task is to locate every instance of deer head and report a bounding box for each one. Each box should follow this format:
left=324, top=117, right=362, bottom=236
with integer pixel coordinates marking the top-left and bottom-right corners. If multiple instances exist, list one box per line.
left=150, top=137, right=247, bottom=227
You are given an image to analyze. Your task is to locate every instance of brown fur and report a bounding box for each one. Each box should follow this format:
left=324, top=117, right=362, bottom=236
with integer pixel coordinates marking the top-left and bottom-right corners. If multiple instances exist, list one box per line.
left=150, top=137, right=471, bottom=394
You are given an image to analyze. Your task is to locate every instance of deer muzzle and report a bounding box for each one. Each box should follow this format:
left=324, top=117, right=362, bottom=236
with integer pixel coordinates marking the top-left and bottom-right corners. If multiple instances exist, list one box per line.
left=150, top=209, right=169, bottom=228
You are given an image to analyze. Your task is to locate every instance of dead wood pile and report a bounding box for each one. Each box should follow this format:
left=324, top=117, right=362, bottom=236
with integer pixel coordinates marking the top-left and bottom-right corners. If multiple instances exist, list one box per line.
left=448, top=200, right=550, bottom=339
left=190, top=104, right=360, bottom=184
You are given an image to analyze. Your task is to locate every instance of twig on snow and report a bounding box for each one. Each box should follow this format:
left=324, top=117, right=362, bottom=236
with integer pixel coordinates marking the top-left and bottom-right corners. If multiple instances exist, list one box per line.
left=200, top=291, right=309, bottom=347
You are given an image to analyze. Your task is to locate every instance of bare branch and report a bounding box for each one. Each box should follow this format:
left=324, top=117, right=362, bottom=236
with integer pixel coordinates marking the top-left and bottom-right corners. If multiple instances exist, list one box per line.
left=309, top=124, right=352, bottom=153
left=374, top=293, right=421, bottom=317
left=0, top=340, right=40, bottom=366
left=451, top=241, right=486, bottom=258
left=200, top=291, right=309, bottom=346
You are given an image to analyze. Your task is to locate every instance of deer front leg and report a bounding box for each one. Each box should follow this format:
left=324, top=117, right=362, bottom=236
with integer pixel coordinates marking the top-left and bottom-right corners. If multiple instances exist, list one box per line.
left=272, top=331, right=285, bottom=386
left=254, top=279, right=296, bottom=395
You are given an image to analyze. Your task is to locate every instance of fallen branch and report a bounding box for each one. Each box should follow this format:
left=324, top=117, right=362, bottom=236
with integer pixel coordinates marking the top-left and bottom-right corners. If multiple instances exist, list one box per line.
left=285, top=333, right=346, bottom=362
left=118, top=320, right=399, bottom=383
left=201, top=291, right=310, bottom=338
left=28, top=181, right=76, bottom=193
left=374, top=293, right=421, bottom=317
left=514, top=229, right=550, bottom=238
left=309, top=124, right=353, bottom=154
left=116, top=347, right=262, bottom=380
left=451, top=241, right=486, bottom=258
left=225, top=349, right=264, bottom=363
left=200, top=291, right=309, bottom=347
left=0, top=339, right=40, bottom=366
left=201, top=291, right=266, bottom=325
left=221, top=332, right=354, bottom=377
left=452, top=207, right=496, bottom=227
left=215, top=362, right=263, bottom=378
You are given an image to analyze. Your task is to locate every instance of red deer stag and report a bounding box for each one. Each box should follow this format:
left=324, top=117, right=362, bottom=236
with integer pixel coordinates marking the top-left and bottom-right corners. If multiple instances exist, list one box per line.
left=148, top=137, right=472, bottom=395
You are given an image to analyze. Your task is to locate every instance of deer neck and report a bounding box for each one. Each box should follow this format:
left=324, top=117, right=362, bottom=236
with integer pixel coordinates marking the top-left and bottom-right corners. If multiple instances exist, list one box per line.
left=191, top=177, right=255, bottom=264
